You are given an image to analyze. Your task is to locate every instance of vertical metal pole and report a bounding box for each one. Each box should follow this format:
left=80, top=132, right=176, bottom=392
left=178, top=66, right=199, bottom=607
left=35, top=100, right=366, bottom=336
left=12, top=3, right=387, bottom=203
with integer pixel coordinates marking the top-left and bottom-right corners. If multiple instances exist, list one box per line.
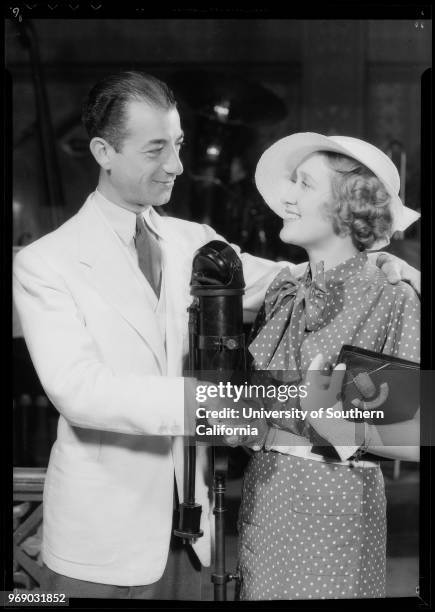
left=212, top=450, right=229, bottom=601
left=187, top=445, right=196, bottom=504
left=173, top=300, right=203, bottom=544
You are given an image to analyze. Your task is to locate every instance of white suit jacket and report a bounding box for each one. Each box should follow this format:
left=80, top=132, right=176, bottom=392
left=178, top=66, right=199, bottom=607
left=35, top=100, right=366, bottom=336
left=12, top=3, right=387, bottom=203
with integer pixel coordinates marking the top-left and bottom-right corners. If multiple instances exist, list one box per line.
left=13, top=192, right=288, bottom=586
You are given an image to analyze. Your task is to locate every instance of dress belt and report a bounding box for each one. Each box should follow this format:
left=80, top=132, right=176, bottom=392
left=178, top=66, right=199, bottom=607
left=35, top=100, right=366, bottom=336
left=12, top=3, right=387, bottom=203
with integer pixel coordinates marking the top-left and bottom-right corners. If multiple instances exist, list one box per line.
left=263, top=427, right=379, bottom=468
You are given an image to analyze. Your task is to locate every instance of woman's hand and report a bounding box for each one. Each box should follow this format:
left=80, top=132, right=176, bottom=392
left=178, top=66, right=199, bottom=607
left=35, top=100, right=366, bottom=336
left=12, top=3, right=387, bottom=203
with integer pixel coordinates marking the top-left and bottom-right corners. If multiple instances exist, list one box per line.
left=301, top=354, right=420, bottom=462
left=301, top=353, right=346, bottom=417
left=301, top=354, right=362, bottom=455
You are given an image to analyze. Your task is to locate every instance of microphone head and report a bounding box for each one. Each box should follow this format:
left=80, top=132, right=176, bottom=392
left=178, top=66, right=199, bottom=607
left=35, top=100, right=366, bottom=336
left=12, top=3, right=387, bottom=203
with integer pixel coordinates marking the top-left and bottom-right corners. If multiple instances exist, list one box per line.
left=190, top=240, right=245, bottom=294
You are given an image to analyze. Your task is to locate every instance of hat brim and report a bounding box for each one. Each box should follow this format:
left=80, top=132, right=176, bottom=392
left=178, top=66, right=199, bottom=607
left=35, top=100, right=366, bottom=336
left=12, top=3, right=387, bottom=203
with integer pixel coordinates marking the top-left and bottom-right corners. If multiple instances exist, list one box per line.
left=255, top=132, right=420, bottom=250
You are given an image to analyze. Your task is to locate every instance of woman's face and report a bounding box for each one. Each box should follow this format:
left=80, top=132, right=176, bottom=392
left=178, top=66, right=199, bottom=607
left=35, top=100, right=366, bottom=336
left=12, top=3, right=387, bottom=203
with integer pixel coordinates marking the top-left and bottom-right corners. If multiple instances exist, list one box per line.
left=278, top=153, right=337, bottom=248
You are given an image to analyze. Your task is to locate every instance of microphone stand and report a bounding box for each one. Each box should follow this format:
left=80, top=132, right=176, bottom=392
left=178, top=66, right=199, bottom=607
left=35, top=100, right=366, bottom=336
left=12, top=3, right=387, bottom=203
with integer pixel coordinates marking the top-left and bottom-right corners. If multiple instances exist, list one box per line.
left=174, top=241, right=246, bottom=601
left=173, top=302, right=203, bottom=544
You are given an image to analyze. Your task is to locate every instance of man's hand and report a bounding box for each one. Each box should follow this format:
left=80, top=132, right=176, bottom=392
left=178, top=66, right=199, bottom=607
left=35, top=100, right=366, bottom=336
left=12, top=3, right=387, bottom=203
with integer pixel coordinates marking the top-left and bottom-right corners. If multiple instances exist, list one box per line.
left=207, top=411, right=269, bottom=450
left=370, top=252, right=420, bottom=295
left=297, top=253, right=420, bottom=294
left=189, top=379, right=269, bottom=450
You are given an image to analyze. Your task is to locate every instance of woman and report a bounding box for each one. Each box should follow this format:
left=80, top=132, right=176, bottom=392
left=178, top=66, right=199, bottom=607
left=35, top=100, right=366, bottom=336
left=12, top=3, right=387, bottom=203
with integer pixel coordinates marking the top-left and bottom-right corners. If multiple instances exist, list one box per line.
left=236, top=133, right=420, bottom=600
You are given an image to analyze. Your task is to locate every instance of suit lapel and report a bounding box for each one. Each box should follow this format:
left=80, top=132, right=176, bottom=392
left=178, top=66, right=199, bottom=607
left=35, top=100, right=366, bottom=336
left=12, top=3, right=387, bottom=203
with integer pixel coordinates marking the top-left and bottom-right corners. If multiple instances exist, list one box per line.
left=77, top=195, right=167, bottom=373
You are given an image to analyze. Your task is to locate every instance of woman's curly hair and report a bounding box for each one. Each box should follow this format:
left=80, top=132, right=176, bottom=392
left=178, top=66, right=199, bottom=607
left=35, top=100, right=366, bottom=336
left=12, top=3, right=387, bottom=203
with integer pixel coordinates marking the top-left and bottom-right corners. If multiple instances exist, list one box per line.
left=319, top=152, right=393, bottom=251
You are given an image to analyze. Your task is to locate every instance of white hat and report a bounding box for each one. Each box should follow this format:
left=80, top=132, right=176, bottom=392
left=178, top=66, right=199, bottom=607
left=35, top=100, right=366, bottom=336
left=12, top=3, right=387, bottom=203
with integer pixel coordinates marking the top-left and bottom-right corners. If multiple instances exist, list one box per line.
left=255, top=132, right=420, bottom=250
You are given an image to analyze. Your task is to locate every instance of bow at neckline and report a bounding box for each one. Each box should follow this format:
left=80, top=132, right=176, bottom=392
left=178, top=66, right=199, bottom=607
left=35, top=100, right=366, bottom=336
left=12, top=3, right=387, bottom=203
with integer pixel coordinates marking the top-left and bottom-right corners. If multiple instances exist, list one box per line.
left=249, top=253, right=368, bottom=376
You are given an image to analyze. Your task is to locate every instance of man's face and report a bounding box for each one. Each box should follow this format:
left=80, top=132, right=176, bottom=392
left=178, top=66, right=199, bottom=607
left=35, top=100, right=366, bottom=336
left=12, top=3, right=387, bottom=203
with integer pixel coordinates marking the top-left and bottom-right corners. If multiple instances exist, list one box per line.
left=105, top=100, right=184, bottom=212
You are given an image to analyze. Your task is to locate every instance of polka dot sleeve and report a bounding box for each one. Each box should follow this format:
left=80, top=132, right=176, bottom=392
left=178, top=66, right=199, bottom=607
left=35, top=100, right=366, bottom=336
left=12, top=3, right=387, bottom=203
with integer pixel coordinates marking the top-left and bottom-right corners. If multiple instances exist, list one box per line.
left=381, top=282, right=420, bottom=363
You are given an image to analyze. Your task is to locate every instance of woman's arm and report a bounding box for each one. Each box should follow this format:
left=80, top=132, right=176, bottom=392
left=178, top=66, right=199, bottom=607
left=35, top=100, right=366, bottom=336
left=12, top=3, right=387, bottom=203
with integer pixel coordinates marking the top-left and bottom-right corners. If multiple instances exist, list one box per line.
left=307, top=408, right=420, bottom=462
left=363, top=412, right=420, bottom=461
left=301, top=354, right=420, bottom=462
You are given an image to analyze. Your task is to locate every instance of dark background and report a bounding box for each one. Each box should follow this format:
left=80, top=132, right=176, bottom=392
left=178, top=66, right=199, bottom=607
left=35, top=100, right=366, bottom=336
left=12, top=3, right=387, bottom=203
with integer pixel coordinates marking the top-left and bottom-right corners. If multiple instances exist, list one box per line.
left=6, top=19, right=430, bottom=265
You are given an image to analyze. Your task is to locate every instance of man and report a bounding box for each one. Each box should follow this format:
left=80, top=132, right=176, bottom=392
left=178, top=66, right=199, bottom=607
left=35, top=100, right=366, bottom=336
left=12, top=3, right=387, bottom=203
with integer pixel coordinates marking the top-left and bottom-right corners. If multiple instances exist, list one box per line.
left=13, top=71, right=420, bottom=599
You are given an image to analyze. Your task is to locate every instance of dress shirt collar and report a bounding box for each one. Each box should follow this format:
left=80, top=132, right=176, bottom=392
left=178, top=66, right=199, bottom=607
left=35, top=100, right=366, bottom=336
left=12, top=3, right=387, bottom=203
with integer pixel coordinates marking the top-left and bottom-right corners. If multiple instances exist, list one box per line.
left=94, top=188, right=137, bottom=245
left=94, top=188, right=164, bottom=242
left=142, top=205, right=164, bottom=239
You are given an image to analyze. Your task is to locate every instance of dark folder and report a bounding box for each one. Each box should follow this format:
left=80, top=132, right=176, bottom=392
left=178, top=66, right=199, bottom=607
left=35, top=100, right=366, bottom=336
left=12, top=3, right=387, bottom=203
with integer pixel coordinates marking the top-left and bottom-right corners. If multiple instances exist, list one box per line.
left=337, top=344, right=419, bottom=425
left=310, top=345, right=419, bottom=461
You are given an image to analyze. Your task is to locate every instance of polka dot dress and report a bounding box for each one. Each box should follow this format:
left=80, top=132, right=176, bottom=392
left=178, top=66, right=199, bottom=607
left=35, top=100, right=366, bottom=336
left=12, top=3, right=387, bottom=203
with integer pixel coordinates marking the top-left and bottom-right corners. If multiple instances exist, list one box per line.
left=238, top=452, right=386, bottom=600
left=239, top=252, right=420, bottom=600
left=249, top=252, right=420, bottom=374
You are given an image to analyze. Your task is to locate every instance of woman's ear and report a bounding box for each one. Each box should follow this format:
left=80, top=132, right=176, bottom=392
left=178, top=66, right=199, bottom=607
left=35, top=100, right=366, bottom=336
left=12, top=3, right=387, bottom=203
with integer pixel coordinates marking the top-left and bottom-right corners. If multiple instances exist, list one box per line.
left=89, top=137, right=115, bottom=171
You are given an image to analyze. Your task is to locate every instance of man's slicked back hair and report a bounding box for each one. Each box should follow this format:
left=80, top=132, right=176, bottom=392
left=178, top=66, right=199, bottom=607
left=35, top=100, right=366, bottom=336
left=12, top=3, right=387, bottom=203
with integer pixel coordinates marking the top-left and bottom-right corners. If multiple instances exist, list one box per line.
left=82, top=71, right=177, bottom=151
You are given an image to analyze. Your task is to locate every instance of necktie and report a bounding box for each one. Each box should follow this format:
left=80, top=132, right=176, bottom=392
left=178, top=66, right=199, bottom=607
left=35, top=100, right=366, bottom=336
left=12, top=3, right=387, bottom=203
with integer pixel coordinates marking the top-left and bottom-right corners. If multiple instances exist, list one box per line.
left=135, top=214, right=162, bottom=297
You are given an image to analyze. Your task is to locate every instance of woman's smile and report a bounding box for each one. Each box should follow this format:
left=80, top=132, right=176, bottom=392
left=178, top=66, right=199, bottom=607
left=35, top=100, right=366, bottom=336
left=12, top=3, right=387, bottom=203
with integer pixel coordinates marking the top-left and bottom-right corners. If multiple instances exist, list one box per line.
left=283, top=211, right=301, bottom=221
